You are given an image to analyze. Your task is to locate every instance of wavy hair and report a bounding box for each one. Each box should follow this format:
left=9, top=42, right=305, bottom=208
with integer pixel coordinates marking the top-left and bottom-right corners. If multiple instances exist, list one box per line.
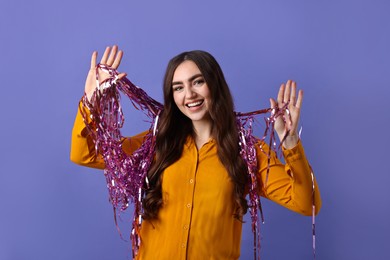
left=142, top=50, right=249, bottom=220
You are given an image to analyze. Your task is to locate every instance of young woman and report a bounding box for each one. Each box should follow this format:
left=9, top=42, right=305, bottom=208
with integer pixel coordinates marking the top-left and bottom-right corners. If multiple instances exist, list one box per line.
left=71, top=45, right=321, bottom=259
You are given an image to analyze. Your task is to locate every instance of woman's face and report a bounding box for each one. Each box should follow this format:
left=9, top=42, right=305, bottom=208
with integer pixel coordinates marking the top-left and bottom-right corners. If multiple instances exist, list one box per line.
left=172, top=60, right=211, bottom=125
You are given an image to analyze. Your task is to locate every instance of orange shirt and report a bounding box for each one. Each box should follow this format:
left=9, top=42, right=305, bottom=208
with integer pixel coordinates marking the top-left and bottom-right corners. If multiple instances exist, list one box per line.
left=71, top=104, right=321, bottom=260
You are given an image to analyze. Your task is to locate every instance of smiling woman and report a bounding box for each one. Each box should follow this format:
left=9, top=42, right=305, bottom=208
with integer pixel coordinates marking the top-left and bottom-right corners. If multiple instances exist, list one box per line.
left=172, top=61, right=212, bottom=138
left=70, top=45, right=321, bottom=260
left=172, top=60, right=212, bottom=139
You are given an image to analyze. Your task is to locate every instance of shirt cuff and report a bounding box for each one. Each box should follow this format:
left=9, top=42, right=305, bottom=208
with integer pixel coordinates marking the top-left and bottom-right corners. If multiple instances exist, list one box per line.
left=282, top=139, right=305, bottom=163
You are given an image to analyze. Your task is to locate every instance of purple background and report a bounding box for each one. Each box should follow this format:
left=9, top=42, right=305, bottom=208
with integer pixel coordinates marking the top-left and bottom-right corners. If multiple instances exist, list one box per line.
left=1, top=0, right=389, bottom=259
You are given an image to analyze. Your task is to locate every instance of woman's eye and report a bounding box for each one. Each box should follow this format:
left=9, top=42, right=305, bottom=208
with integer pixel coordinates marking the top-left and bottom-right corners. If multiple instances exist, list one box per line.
left=194, top=79, right=204, bottom=86
left=173, top=86, right=183, bottom=91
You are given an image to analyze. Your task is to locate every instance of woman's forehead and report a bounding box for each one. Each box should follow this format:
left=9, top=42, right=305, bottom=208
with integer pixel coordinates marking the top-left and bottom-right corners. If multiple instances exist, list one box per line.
left=172, top=60, right=202, bottom=82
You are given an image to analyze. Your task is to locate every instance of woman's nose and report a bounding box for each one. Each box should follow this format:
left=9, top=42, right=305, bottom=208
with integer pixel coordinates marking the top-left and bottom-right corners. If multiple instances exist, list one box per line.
left=185, top=87, right=196, bottom=99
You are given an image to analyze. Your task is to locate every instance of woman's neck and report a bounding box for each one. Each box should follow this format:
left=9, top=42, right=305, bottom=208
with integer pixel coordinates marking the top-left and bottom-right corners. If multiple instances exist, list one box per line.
left=192, top=120, right=213, bottom=150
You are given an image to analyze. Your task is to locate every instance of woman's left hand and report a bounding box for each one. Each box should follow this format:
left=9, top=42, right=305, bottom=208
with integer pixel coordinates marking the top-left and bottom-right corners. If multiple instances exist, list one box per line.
left=270, top=80, right=303, bottom=149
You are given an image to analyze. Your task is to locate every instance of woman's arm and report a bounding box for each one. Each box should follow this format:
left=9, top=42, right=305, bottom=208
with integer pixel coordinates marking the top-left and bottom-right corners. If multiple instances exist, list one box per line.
left=70, top=103, right=148, bottom=169
left=70, top=102, right=104, bottom=169
left=70, top=45, right=145, bottom=169
left=256, top=141, right=321, bottom=216
left=257, top=80, right=321, bottom=215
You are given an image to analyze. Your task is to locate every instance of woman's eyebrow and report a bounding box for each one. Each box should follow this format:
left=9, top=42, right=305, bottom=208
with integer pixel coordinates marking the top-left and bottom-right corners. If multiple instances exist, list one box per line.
left=172, top=74, right=203, bottom=86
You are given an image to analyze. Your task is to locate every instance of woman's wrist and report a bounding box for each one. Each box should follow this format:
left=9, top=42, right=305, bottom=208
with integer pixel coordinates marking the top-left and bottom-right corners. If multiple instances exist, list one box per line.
left=281, top=134, right=299, bottom=150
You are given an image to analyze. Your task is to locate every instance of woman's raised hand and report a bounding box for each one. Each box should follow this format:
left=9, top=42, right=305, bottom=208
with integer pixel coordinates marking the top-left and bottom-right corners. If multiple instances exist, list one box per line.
left=269, top=80, right=303, bottom=149
left=84, top=45, right=127, bottom=100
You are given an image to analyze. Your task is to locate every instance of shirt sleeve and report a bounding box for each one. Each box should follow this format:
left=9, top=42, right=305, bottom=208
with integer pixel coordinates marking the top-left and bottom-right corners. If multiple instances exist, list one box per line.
left=70, top=101, right=148, bottom=169
left=256, top=140, right=321, bottom=216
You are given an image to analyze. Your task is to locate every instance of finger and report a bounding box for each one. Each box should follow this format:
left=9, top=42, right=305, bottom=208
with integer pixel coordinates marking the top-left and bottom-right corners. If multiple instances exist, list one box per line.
left=277, top=84, right=285, bottom=107
left=290, top=81, right=297, bottom=106
left=90, top=51, right=97, bottom=70
left=106, top=45, right=118, bottom=66
left=112, top=50, right=123, bottom=69
left=118, top=72, right=127, bottom=80
left=270, top=98, right=277, bottom=111
left=100, top=46, right=111, bottom=64
left=284, top=80, right=291, bottom=103
left=270, top=97, right=283, bottom=125
left=296, top=89, right=304, bottom=109
left=285, top=109, right=292, bottom=128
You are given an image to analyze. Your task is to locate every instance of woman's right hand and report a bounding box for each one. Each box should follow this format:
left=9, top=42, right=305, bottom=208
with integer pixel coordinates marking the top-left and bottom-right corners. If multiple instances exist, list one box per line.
left=84, top=45, right=127, bottom=100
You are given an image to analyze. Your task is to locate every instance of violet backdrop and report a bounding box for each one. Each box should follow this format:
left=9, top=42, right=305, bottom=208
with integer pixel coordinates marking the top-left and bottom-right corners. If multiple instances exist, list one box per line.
left=0, top=0, right=389, bottom=259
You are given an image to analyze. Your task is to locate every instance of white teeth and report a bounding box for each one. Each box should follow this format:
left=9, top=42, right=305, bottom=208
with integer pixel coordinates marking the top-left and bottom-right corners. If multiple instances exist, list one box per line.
left=187, top=101, right=203, bottom=107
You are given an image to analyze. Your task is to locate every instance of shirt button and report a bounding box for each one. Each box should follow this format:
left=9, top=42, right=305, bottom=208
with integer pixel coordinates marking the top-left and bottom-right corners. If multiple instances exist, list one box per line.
left=183, top=225, right=188, bottom=230
left=181, top=243, right=186, bottom=248
left=186, top=203, right=191, bottom=208
left=189, top=179, right=194, bottom=184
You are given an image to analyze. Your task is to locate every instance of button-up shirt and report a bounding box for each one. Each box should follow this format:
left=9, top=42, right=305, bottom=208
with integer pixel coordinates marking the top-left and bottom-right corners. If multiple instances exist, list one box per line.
left=71, top=105, right=321, bottom=260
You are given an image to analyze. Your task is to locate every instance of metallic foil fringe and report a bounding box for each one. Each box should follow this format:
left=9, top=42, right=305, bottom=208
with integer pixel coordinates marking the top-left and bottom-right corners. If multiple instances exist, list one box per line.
left=79, top=64, right=316, bottom=259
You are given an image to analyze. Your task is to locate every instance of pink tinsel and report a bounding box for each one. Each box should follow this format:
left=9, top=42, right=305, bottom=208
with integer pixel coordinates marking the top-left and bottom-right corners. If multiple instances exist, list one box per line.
left=79, top=64, right=316, bottom=259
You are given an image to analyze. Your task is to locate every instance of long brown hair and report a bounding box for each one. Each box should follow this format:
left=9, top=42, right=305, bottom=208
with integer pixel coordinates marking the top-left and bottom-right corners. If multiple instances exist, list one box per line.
left=142, top=50, right=248, bottom=220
